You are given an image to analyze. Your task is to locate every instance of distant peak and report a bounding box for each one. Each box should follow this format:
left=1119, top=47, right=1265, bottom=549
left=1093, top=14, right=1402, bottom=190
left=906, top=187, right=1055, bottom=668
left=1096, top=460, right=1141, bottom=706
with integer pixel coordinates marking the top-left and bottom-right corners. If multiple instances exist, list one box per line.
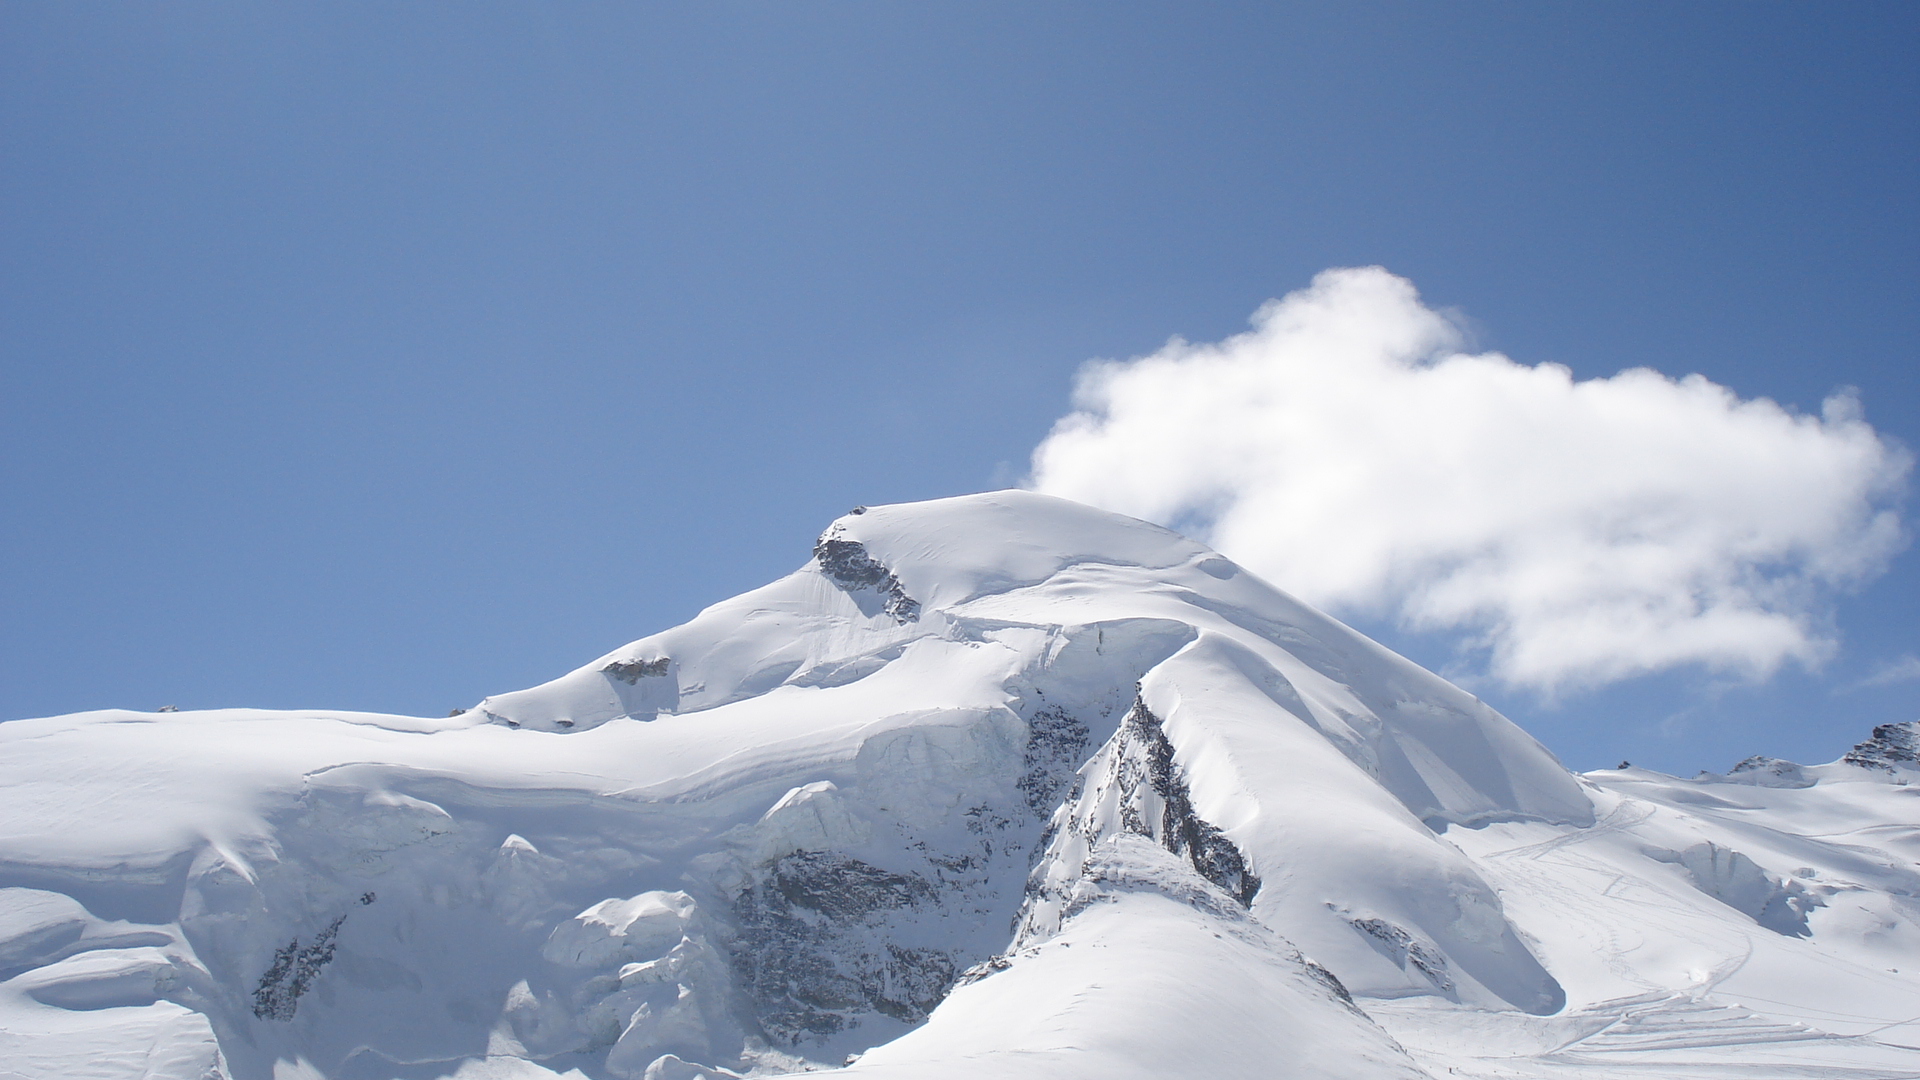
left=1844, top=721, right=1920, bottom=771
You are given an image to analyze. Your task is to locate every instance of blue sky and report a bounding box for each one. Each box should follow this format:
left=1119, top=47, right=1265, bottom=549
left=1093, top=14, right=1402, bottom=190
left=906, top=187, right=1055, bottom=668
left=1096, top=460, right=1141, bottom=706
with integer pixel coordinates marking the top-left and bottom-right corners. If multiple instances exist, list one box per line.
left=3, top=3, right=1915, bottom=775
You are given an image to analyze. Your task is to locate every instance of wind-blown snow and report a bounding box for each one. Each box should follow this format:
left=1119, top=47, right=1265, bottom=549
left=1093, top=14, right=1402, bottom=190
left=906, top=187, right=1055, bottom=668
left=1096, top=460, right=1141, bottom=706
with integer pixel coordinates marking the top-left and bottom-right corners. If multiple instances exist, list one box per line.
left=2, top=490, right=1917, bottom=1079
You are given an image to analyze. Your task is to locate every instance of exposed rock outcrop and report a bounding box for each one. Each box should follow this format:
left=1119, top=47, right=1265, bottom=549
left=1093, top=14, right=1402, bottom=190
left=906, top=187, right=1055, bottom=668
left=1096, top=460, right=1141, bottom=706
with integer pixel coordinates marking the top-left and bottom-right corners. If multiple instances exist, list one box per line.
left=814, top=530, right=920, bottom=624
left=1845, top=721, right=1920, bottom=772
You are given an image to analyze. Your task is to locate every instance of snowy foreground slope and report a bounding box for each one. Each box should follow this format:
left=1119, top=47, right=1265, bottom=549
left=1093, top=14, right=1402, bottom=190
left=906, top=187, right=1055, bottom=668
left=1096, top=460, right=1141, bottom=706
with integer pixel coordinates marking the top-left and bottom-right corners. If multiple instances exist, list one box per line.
left=4, top=492, right=1920, bottom=1080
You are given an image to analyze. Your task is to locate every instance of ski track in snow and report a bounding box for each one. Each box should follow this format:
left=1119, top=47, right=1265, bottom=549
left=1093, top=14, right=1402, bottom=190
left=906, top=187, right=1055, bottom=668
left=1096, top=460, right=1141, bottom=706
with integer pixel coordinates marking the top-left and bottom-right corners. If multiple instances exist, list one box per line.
left=1, top=490, right=1917, bottom=1080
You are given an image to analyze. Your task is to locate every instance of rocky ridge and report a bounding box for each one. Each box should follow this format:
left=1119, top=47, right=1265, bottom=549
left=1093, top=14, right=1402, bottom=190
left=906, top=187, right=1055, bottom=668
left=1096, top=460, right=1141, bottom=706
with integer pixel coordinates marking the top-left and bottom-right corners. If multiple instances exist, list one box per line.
left=1, top=492, right=1918, bottom=1080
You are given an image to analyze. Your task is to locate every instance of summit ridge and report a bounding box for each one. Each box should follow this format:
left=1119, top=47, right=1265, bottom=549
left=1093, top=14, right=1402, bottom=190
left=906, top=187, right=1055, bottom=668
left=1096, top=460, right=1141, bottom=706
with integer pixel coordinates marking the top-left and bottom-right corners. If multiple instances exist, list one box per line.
left=1, top=491, right=1917, bottom=1079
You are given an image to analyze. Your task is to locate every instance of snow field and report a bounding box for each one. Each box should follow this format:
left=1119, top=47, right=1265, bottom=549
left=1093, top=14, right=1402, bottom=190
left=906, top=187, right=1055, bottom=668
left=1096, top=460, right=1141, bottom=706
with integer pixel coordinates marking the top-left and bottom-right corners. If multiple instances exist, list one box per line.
left=1, top=491, right=1916, bottom=1079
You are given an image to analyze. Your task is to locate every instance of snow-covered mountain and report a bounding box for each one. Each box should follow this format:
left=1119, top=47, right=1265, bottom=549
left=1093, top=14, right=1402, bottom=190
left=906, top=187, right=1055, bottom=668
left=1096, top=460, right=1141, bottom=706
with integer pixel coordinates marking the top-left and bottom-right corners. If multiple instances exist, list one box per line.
left=4, top=490, right=1919, bottom=1080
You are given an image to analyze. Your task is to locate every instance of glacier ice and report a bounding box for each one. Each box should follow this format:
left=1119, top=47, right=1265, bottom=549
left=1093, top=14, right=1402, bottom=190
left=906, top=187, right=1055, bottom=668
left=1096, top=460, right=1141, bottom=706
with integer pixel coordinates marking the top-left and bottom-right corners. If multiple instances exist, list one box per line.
left=1, top=490, right=1918, bottom=1079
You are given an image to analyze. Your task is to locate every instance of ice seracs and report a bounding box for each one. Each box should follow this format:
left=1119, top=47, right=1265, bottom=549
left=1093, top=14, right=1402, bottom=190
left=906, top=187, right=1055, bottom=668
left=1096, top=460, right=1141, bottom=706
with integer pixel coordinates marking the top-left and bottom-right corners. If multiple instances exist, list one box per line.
left=1, top=490, right=1918, bottom=1079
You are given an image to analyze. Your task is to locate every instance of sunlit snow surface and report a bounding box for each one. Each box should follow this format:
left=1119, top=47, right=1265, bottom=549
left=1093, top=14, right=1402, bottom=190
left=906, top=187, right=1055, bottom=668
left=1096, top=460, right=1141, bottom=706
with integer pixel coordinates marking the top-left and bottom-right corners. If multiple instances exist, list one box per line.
left=3, top=490, right=1918, bottom=1080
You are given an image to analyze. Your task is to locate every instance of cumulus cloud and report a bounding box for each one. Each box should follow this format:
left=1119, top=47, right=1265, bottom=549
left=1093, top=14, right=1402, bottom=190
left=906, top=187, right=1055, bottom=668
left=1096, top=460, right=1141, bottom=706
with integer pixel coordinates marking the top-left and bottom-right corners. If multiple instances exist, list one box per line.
left=1029, top=267, right=1910, bottom=693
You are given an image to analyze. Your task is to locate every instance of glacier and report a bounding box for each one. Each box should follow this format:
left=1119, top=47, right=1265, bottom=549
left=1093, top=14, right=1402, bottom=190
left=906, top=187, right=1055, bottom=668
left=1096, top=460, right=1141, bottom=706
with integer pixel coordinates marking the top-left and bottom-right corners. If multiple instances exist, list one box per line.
left=2, top=490, right=1919, bottom=1079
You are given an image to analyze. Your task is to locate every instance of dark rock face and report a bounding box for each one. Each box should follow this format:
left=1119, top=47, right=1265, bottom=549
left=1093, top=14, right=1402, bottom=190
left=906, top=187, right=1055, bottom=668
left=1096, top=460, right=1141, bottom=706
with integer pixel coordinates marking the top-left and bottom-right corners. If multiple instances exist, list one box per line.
left=251, top=914, right=346, bottom=1021
left=1016, top=690, right=1263, bottom=947
left=1845, top=722, right=1920, bottom=771
left=1018, top=705, right=1090, bottom=815
left=1303, top=959, right=1354, bottom=1004
left=813, top=536, right=920, bottom=624
left=1119, top=697, right=1261, bottom=908
left=601, top=657, right=671, bottom=683
left=730, top=852, right=956, bottom=1042
left=1349, top=915, right=1454, bottom=993
left=1724, top=755, right=1813, bottom=788
left=814, top=538, right=891, bottom=591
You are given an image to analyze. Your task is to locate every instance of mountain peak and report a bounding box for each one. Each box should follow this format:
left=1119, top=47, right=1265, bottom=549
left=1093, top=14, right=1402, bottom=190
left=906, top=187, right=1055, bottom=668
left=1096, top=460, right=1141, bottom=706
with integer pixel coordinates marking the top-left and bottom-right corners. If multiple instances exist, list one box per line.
left=3, top=494, right=1918, bottom=1079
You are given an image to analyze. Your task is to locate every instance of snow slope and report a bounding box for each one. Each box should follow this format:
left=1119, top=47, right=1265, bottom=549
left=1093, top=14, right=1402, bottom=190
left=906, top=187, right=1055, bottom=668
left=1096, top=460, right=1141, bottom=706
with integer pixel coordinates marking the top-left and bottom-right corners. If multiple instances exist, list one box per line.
left=1, top=490, right=1916, bottom=1080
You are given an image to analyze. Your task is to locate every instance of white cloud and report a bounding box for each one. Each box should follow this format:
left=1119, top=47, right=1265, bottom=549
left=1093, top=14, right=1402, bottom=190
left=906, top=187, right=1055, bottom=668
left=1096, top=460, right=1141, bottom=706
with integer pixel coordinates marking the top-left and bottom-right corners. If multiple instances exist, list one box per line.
left=1029, top=267, right=1910, bottom=693
left=1853, top=655, right=1920, bottom=690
